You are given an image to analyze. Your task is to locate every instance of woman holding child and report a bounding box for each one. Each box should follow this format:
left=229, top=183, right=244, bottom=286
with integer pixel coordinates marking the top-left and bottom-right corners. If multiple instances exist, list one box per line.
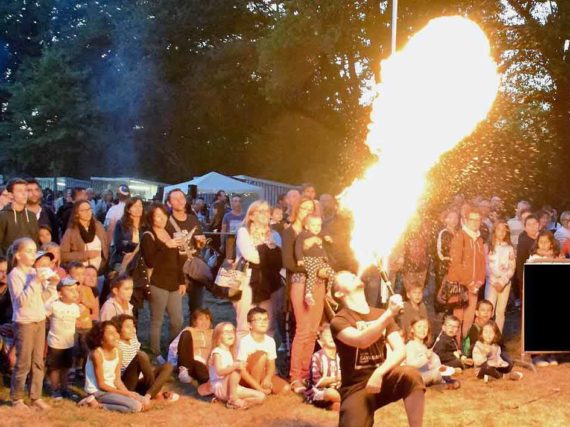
left=234, top=200, right=282, bottom=339
left=282, top=197, right=328, bottom=394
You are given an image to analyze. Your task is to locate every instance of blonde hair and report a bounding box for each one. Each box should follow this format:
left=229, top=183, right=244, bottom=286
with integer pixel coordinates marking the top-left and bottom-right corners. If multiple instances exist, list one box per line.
left=7, top=237, right=36, bottom=272
left=209, top=322, right=236, bottom=365
left=241, top=200, right=273, bottom=245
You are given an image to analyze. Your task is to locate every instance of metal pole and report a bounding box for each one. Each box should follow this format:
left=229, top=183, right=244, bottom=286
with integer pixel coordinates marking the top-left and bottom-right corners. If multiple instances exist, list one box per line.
left=391, top=0, right=398, bottom=54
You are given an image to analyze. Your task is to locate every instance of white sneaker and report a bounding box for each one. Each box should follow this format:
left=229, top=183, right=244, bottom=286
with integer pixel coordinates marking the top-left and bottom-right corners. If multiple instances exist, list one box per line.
left=178, top=367, right=192, bottom=384
left=546, top=355, right=558, bottom=366
left=533, top=356, right=549, bottom=367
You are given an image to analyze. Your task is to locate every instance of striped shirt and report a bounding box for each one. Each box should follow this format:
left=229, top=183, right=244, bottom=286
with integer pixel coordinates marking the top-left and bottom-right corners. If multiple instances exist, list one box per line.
left=118, top=338, right=141, bottom=373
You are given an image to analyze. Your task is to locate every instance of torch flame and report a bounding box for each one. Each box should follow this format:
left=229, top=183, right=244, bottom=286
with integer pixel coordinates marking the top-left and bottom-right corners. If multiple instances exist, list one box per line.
left=339, top=16, right=499, bottom=272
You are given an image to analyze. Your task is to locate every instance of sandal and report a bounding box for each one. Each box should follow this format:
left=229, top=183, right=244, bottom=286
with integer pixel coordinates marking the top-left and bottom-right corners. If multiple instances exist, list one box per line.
left=226, top=398, right=248, bottom=410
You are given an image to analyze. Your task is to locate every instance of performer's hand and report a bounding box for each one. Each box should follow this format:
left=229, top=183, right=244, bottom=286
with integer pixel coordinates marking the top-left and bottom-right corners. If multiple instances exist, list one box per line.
left=387, top=294, right=403, bottom=317
left=365, top=370, right=383, bottom=394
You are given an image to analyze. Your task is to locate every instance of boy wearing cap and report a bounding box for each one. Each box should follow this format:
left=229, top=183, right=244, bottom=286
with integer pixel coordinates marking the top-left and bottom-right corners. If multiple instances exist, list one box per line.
left=45, top=277, right=82, bottom=399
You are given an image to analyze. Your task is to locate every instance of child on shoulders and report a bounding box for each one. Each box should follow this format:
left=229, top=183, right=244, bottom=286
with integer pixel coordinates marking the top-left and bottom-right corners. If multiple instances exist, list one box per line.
left=305, top=324, right=341, bottom=410
left=209, top=322, right=265, bottom=409
left=236, top=307, right=290, bottom=395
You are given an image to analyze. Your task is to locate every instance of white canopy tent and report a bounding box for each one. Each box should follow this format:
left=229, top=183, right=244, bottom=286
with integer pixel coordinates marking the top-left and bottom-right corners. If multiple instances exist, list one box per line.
left=162, top=171, right=263, bottom=202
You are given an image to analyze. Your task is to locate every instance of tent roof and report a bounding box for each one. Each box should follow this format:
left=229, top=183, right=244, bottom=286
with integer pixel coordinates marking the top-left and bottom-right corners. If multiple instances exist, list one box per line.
left=163, top=172, right=263, bottom=198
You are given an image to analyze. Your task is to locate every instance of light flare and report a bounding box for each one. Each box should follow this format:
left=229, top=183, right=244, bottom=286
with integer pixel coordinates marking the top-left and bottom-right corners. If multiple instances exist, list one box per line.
left=339, top=16, right=499, bottom=272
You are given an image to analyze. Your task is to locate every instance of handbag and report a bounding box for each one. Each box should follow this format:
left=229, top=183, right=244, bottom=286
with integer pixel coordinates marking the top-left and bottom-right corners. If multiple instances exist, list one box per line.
left=437, top=279, right=469, bottom=309
left=214, top=258, right=251, bottom=298
left=183, top=256, right=213, bottom=285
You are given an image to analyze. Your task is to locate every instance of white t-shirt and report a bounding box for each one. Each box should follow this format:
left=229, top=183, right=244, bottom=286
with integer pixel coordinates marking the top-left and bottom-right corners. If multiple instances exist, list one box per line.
left=85, top=235, right=102, bottom=270
left=236, top=333, right=277, bottom=362
left=46, top=300, right=81, bottom=349
left=208, top=346, right=234, bottom=388
left=104, top=201, right=126, bottom=229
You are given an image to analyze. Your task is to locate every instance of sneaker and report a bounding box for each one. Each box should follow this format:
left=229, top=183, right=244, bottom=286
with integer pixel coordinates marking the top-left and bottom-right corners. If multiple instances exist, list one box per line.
left=163, top=391, right=180, bottom=402
left=31, top=399, right=51, bottom=410
left=61, top=389, right=79, bottom=400
left=546, top=355, right=558, bottom=366
left=290, top=379, right=307, bottom=394
left=505, top=371, right=523, bottom=381
left=533, top=356, right=549, bottom=367
left=51, top=390, right=63, bottom=400
left=443, top=378, right=461, bottom=390
left=12, top=399, right=30, bottom=410
left=178, top=367, right=192, bottom=384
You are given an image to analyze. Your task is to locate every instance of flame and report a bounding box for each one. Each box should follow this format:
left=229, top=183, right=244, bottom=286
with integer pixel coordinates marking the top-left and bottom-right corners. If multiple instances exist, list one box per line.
left=339, top=16, right=499, bottom=272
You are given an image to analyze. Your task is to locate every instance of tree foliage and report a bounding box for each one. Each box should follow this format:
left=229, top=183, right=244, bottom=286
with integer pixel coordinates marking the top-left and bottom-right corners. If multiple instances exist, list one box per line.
left=0, top=0, right=568, bottom=210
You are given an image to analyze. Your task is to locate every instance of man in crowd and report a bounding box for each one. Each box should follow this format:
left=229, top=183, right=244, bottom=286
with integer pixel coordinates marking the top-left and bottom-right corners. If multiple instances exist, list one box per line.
left=221, top=195, right=245, bottom=259
left=95, top=189, right=114, bottom=223
left=165, top=189, right=206, bottom=315
left=26, top=179, right=59, bottom=242
left=0, top=186, right=12, bottom=210
left=515, top=214, right=540, bottom=303
left=554, top=211, right=570, bottom=248
left=508, top=200, right=531, bottom=250
left=86, top=188, right=98, bottom=212
left=331, top=271, right=425, bottom=427
left=0, top=178, right=39, bottom=255
left=56, top=187, right=87, bottom=234
left=284, top=188, right=301, bottom=224
left=105, top=184, right=130, bottom=244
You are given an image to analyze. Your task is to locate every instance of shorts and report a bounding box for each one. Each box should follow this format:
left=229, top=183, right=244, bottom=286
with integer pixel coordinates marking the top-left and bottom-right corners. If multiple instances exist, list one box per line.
left=46, top=347, right=74, bottom=370
left=339, top=366, right=425, bottom=427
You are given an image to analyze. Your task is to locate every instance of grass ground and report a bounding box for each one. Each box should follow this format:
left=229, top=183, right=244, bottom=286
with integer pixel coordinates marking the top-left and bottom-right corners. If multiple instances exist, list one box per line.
left=0, top=291, right=569, bottom=426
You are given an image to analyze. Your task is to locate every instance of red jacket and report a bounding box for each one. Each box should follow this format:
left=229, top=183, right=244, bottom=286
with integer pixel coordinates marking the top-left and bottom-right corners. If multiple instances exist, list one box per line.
left=446, top=230, right=486, bottom=286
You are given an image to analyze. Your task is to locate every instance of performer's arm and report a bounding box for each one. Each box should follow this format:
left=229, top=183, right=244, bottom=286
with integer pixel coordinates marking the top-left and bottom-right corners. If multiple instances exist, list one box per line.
left=365, top=330, right=406, bottom=394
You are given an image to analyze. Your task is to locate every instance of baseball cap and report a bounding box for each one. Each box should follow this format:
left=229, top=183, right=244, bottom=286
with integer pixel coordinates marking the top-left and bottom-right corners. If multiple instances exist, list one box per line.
left=57, top=277, right=78, bottom=291
left=35, top=251, right=55, bottom=262
left=117, top=185, right=130, bottom=197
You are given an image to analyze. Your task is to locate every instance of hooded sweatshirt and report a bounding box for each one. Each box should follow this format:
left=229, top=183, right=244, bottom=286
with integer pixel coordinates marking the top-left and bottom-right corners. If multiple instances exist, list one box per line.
left=0, top=205, right=39, bottom=255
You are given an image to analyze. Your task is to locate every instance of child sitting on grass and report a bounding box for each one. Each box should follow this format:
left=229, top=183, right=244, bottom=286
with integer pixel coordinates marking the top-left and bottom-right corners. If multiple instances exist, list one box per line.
left=45, top=277, right=81, bottom=400
left=209, top=322, right=266, bottom=409
left=304, top=323, right=341, bottom=411
left=168, top=308, right=213, bottom=395
left=99, top=274, right=134, bottom=321
left=472, top=320, right=523, bottom=382
left=399, top=282, right=428, bottom=336
left=80, top=320, right=148, bottom=412
left=236, top=307, right=290, bottom=396
left=433, top=315, right=473, bottom=371
left=115, top=314, right=178, bottom=402
left=405, top=317, right=460, bottom=389
left=462, top=299, right=493, bottom=358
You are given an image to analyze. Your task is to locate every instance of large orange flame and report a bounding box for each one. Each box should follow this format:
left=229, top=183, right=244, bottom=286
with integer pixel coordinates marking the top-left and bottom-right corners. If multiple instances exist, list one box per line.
left=339, top=16, right=499, bottom=273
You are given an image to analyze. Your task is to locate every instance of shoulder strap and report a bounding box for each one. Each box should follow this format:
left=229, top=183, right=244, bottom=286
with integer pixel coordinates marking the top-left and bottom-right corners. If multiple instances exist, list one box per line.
left=143, top=230, right=155, bottom=240
left=169, top=216, right=182, bottom=233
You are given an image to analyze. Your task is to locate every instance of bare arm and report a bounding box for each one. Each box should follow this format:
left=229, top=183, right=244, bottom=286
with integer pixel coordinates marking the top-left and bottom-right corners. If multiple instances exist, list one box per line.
left=213, top=353, right=239, bottom=377
left=91, top=350, right=132, bottom=397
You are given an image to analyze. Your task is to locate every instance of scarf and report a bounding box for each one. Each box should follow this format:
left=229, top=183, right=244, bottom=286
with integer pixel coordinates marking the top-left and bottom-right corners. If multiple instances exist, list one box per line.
left=462, top=224, right=480, bottom=241
left=79, top=219, right=97, bottom=244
